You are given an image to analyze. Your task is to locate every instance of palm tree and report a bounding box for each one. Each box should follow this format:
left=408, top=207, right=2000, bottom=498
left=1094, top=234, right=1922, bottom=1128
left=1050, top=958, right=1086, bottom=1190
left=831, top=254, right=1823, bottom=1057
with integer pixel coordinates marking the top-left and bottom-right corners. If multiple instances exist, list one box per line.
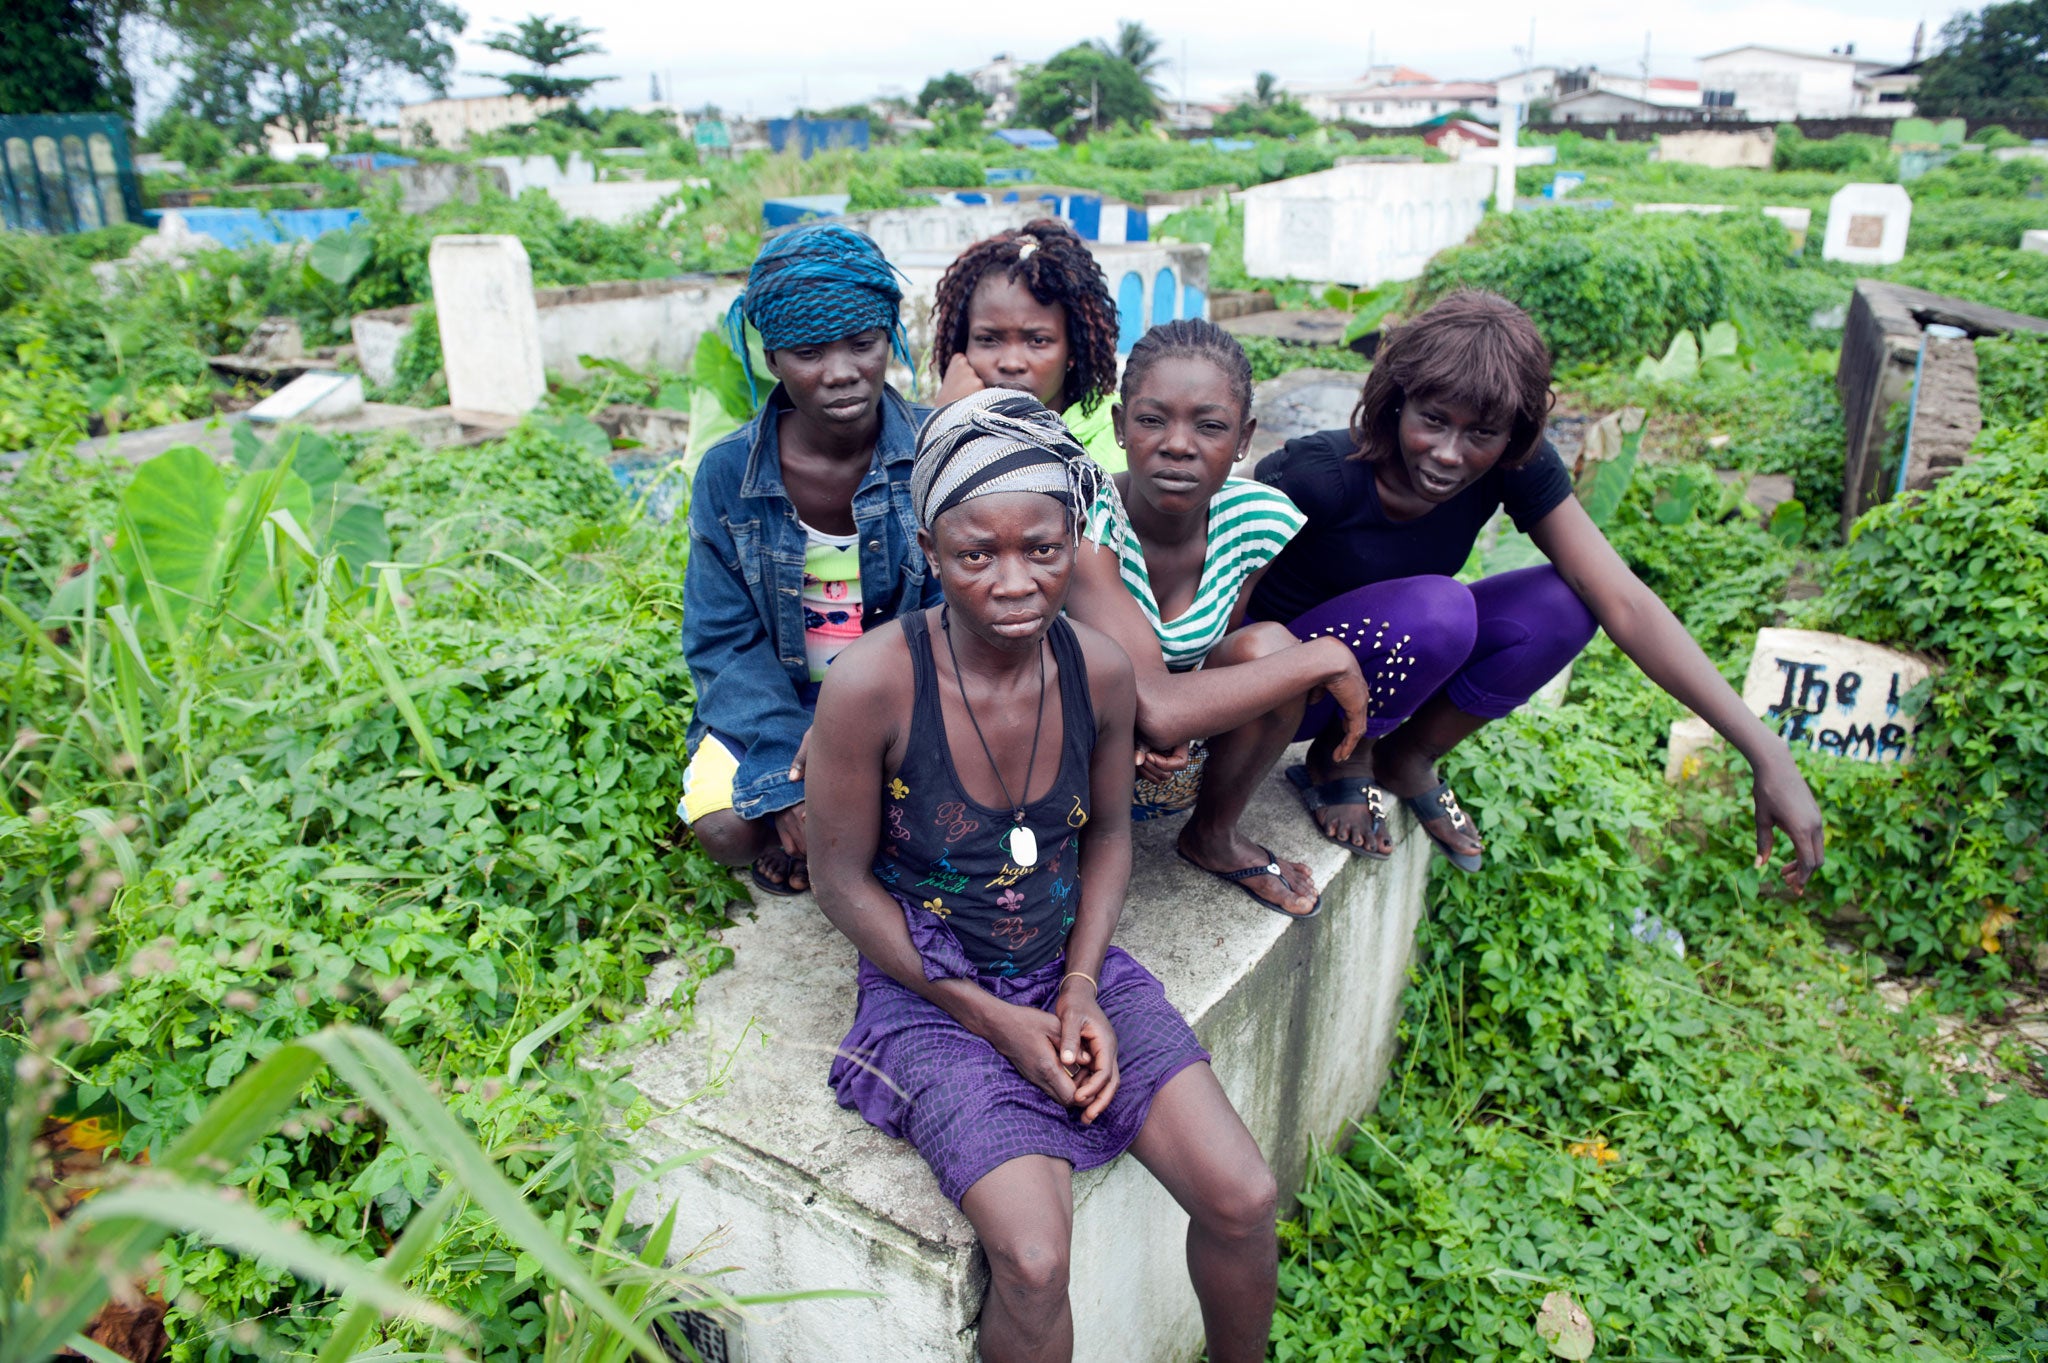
left=1098, top=20, right=1166, bottom=90
left=1254, top=71, right=1279, bottom=107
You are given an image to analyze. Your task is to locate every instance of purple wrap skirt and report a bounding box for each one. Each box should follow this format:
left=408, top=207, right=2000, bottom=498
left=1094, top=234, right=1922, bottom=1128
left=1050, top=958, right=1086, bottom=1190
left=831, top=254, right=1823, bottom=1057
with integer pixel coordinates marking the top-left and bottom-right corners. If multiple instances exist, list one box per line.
left=827, top=892, right=1210, bottom=1205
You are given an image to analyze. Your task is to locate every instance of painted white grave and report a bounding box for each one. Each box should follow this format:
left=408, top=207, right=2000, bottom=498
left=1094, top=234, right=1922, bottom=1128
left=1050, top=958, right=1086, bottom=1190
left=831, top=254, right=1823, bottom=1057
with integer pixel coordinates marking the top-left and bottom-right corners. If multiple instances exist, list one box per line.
left=1240, top=162, right=1496, bottom=286
left=1822, top=184, right=1912, bottom=266
left=429, top=235, right=545, bottom=417
left=2023, top=229, right=2048, bottom=256
left=1740, top=627, right=1932, bottom=762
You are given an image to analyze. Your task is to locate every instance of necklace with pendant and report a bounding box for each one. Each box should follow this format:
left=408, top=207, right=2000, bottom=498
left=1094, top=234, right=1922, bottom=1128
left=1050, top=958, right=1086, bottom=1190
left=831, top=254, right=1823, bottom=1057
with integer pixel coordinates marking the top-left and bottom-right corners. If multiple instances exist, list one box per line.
left=942, top=607, right=1046, bottom=868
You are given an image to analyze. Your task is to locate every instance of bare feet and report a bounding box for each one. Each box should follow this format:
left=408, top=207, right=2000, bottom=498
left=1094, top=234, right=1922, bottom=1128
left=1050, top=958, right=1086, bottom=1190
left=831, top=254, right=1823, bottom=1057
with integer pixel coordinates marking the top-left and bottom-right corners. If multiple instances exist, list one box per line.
left=1176, top=825, right=1321, bottom=918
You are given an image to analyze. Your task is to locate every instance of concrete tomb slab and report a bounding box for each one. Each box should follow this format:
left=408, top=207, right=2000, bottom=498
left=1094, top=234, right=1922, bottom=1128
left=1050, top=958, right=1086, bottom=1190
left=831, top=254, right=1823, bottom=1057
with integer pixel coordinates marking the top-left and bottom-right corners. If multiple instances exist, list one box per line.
left=2023, top=229, right=2048, bottom=256
left=1822, top=184, right=1912, bottom=265
left=428, top=235, right=546, bottom=417
left=1248, top=368, right=1366, bottom=457
left=247, top=371, right=363, bottom=425
left=1740, top=627, right=1932, bottom=762
left=621, top=756, right=1433, bottom=1363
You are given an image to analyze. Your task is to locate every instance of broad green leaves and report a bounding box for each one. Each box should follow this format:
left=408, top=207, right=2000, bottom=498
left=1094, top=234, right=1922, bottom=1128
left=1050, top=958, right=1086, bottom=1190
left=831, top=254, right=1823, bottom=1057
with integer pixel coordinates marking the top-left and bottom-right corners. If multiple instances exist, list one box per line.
left=110, top=443, right=313, bottom=633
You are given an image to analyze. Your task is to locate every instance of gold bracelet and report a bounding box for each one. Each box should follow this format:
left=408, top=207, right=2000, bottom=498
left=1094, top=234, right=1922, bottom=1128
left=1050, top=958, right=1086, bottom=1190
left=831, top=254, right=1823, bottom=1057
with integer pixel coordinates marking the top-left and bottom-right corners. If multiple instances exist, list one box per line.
left=1061, top=970, right=1098, bottom=993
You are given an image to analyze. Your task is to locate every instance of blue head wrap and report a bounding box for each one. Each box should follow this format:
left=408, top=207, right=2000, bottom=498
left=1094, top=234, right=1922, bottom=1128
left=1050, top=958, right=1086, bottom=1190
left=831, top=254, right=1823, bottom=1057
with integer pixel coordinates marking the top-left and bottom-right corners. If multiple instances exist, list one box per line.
left=726, top=222, right=913, bottom=401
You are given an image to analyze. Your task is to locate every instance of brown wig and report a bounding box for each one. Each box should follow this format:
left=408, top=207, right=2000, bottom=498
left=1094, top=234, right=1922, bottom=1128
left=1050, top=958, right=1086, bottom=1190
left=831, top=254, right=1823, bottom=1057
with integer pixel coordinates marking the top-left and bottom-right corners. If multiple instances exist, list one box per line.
left=1348, top=290, right=1556, bottom=469
left=929, top=219, right=1120, bottom=414
left=1121, top=318, right=1254, bottom=422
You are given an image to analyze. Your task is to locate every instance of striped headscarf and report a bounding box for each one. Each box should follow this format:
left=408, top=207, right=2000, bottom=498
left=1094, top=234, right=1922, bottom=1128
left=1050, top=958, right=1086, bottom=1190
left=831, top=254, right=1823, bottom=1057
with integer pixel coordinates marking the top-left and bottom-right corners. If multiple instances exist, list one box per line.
left=726, top=222, right=913, bottom=401
left=911, top=390, right=1125, bottom=547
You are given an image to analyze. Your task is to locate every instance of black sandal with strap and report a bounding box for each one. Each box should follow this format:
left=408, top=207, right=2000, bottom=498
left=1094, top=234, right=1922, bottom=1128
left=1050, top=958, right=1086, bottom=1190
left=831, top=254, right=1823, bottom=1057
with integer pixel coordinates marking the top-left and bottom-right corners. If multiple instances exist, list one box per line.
left=1175, top=845, right=1323, bottom=920
left=1402, top=781, right=1484, bottom=874
left=1284, top=764, right=1393, bottom=861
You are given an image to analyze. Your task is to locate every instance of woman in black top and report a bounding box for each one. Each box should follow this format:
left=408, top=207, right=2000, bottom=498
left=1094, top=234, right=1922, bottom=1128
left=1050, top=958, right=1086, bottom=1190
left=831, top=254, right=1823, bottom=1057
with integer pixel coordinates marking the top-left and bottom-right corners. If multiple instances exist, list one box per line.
left=1251, top=290, right=1825, bottom=887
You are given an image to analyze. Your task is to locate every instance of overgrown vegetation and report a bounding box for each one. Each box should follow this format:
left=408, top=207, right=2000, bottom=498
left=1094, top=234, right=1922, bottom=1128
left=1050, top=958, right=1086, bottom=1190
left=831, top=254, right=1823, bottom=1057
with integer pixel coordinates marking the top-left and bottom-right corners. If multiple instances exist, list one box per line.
left=8, top=112, right=2048, bottom=1359
left=2, top=417, right=744, bottom=1357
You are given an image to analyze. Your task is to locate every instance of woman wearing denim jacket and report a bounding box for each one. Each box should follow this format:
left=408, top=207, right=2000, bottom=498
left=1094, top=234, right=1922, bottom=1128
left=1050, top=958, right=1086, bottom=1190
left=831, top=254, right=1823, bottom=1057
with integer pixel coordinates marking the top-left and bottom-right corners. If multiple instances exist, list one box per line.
left=681, top=223, right=938, bottom=895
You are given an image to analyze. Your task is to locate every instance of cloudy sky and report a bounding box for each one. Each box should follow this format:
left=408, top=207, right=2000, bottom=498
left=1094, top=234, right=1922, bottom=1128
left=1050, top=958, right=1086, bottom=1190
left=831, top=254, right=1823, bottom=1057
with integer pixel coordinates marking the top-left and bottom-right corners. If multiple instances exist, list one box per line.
left=133, top=0, right=1956, bottom=121
left=435, top=0, right=1948, bottom=115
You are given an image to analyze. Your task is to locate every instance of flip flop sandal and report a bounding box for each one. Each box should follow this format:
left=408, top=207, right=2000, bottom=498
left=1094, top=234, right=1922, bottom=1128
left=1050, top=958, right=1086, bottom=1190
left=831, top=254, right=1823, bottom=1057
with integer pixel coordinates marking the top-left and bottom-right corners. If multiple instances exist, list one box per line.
left=1402, top=781, right=1484, bottom=874
left=1176, top=844, right=1323, bottom=920
left=1284, top=764, right=1393, bottom=861
left=749, top=850, right=808, bottom=897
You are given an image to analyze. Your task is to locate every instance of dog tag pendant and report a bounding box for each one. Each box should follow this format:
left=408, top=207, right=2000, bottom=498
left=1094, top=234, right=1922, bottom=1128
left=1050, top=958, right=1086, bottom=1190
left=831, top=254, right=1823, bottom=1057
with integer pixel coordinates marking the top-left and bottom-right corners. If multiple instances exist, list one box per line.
left=1008, top=824, right=1037, bottom=868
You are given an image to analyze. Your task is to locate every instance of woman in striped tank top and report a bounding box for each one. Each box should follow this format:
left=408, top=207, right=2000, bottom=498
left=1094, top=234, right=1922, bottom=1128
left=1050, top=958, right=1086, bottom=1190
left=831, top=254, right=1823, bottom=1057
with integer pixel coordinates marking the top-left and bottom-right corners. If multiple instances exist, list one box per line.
left=1065, top=321, right=1371, bottom=919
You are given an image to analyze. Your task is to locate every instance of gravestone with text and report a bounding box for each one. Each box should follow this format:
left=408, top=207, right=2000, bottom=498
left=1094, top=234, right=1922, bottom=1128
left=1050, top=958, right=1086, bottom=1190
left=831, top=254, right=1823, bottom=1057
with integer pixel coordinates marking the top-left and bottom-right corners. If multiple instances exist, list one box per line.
left=1822, top=184, right=1911, bottom=265
left=429, top=235, right=545, bottom=417
left=1740, top=627, right=1931, bottom=761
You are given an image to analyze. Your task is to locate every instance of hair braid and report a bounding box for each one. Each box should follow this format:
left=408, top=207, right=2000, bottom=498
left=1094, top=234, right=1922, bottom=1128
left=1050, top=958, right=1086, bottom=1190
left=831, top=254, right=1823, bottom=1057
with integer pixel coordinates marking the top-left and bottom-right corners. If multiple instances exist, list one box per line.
left=1120, top=319, right=1254, bottom=422
left=929, top=219, right=1120, bottom=413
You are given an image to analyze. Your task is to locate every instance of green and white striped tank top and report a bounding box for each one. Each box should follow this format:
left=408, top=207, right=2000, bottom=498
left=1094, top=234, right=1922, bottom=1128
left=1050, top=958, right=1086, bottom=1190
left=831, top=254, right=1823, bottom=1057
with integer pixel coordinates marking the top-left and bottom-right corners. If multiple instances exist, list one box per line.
left=1085, top=477, right=1307, bottom=672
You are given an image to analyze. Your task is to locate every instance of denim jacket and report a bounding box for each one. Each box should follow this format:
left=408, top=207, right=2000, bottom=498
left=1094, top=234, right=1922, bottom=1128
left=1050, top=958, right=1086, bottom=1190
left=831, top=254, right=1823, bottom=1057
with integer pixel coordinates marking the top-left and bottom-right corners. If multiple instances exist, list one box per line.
left=682, top=385, right=937, bottom=822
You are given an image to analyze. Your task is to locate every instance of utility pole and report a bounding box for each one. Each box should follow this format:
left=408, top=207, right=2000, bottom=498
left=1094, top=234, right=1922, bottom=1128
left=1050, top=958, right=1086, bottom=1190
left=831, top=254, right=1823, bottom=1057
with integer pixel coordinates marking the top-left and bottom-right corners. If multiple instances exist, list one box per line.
left=1640, top=32, right=1651, bottom=89
left=1181, top=38, right=1188, bottom=121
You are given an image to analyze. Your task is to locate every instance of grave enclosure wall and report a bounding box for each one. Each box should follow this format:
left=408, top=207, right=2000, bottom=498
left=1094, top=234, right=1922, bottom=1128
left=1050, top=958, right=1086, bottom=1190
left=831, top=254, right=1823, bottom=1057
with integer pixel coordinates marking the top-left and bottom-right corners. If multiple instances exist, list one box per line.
left=1239, top=163, right=1496, bottom=287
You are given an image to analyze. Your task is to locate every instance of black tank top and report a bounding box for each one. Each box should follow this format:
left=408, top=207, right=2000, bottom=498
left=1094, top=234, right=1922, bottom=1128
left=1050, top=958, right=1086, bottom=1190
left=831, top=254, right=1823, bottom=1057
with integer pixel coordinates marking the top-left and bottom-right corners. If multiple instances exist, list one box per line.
left=872, top=609, right=1094, bottom=977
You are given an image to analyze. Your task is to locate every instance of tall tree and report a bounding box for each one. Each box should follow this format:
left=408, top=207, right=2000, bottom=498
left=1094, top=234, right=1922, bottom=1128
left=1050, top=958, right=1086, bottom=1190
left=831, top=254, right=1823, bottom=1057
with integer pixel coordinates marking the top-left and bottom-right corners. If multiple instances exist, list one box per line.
left=1253, top=71, right=1279, bottom=107
left=161, top=0, right=465, bottom=143
left=0, top=0, right=130, bottom=116
left=1015, top=43, right=1160, bottom=139
left=1098, top=20, right=1166, bottom=91
left=916, top=71, right=981, bottom=117
left=481, top=14, right=612, bottom=101
left=1914, top=0, right=2048, bottom=119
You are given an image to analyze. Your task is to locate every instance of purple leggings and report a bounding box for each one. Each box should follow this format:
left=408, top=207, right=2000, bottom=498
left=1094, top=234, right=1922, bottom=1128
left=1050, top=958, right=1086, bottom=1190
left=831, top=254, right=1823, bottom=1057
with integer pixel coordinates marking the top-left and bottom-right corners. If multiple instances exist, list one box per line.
left=1285, top=566, right=1597, bottom=741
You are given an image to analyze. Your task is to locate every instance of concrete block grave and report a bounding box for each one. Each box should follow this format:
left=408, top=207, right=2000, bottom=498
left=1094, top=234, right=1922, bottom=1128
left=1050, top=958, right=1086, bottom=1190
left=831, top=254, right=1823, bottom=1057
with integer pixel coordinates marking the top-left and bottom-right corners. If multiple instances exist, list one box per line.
left=621, top=755, right=1433, bottom=1363
left=1834, top=279, right=2048, bottom=533
left=1740, top=627, right=1933, bottom=762
left=2024, top=229, right=2048, bottom=256
left=429, top=235, right=545, bottom=419
left=1823, top=184, right=1912, bottom=265
left=1240, top=162, right=1495, bottom=287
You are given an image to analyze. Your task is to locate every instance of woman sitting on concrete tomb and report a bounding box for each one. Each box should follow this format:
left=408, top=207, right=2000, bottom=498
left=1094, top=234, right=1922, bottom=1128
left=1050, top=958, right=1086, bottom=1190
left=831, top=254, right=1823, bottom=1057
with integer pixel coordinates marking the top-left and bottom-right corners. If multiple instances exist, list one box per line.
left=679, top=223, right=935, bottom=897
left=1061, top=319, right=1369, bottom=920
left=927, top=219, right=1130, bottom=471
left=1250, top=289, right=1827, bottom=885
left=807, top=391, right=1279, bottom=1363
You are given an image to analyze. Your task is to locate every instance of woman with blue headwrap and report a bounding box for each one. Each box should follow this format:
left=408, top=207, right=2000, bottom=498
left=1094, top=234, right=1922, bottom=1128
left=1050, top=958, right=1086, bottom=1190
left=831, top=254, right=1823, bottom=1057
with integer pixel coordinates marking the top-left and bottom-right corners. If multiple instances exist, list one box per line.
left=680, top=222, right=936, bottom=895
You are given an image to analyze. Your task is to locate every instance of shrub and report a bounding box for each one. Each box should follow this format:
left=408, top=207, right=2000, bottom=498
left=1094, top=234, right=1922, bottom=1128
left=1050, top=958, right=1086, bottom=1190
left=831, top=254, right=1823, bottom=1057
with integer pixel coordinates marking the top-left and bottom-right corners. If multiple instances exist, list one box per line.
left=1774, top=124, right=1894, bottom=175
left=1801, top=423, right=2048, bottom=973
left=1414, top=209, right=1799, bottom=368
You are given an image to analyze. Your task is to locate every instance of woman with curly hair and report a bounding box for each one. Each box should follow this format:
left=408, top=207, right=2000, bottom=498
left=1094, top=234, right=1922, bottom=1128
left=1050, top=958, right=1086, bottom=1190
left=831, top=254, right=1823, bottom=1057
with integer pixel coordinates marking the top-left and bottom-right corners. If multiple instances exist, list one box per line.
left=1252, top=290, right=1825, bottom=888
left=928, top=219, right=1129, bottom=471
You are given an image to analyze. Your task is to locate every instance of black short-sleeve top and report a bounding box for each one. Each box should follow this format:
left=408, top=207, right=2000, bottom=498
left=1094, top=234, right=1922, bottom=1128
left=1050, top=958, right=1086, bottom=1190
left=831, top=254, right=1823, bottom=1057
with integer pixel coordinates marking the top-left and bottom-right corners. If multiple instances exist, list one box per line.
left=1247, top=429, right=1574, bottom=624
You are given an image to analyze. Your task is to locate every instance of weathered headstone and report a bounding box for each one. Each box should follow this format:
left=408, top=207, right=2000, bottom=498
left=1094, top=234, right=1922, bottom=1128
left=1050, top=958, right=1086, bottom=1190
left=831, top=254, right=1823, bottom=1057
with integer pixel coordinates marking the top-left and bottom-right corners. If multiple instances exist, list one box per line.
left=1665, top=716, right=1719, bottom=782
left=1740, top=628, right=1932, bottom=761
left=429, top=235, right=545, bottom=418
left=1822, top=184, right=1911, bottom=265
